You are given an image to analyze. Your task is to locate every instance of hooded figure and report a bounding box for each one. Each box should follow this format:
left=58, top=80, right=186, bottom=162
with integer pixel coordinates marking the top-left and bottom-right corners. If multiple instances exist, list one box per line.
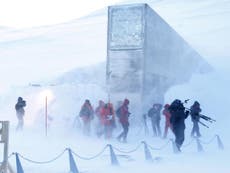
left=100, top=103, right=116, bottom=139
left=168, top=99, right=189, bottom=151
left=117, top=99, right=130, bottom=143
left=190, top=101, right=202, bottom=137
left=15, top=97, right=26, bottom=131
left=95, top=100, right=105, bottom=137
left=79, top=99, right=94, bottom=136
left=148, top=103, right=162, bottom=137
left=162, top=104, right=173, bottom=138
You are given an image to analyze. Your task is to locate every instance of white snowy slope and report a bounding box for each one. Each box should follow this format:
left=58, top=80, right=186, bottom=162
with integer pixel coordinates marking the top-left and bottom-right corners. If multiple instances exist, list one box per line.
left=0, top=0, right=230, bottom=173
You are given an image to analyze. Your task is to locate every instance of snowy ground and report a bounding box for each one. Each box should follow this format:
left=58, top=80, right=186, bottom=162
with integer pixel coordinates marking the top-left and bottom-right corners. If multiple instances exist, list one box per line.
left=0, top=0, right=230, bottom=172
left=7, top=123, right=228, bottom=173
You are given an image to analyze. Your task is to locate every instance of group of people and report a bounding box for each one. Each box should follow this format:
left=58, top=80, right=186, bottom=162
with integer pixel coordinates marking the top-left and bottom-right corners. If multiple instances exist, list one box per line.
left=78, top=98, right=203, bottom=149
left=147, top=99, right=202, bottom=151
left=14, top=96, right=203, bottom=151
left=78, top=98, right=131, bottom=143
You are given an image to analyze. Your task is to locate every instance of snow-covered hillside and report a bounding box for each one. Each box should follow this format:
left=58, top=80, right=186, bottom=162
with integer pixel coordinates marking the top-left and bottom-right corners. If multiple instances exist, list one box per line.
left=0, top=0, right=230, bottom=173
left=1, top=0, right=229, bottom=87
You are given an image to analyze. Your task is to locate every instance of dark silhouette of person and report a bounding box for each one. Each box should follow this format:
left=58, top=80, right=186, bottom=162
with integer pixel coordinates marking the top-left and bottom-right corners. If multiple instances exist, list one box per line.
left=79, top=99, right=94, bottom=136
left=168, top=99, right=189, bottom=151
left=15, top=97, right=26, bottom=131
left=190, top=101, right=202, bottom=137
left=148, top=103, right=162, bottom=137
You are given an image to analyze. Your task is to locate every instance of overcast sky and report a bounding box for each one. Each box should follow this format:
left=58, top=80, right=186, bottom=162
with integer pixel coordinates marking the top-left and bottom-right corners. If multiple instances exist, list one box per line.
left=0, top=0, right=121, bottom=28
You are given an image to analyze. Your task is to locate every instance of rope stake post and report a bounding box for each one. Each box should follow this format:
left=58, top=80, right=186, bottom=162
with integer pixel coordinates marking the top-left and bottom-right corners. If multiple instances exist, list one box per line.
left=107, top=144, right=119, bottom=166
left=216, top=135, right=224, bottom=150
left=67, top=149, right=79, bottom=173
left=196, top=138, right=204, bottom=152
left=141, top=141, right=153, bottom=162
left=15, top=153, right=24, bottom=173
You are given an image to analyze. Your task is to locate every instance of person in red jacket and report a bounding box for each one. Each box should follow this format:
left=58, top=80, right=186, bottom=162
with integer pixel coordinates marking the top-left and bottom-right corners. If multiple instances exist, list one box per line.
left=95, top=100, right=105, bottom=137
left=162, top=104, right=173, bottom=138
left=116, top=99, right=130, bottom=143
left=79, top=99, right=94, bottom=136
left=100, top=102, right=115, bottom=139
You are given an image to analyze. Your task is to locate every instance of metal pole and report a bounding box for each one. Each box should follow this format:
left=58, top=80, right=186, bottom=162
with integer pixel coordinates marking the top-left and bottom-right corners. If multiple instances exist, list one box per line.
left=45, top=96, right=48, bottom=136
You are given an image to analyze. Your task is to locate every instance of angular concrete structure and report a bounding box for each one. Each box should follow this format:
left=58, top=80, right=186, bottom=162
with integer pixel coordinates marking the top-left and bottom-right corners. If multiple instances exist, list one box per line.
left=106, top=3, right=209, bottom=114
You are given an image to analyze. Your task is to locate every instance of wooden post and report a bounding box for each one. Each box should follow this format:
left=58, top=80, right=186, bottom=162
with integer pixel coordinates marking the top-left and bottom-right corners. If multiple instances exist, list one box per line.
left=0, top=121, right=14, bottom=173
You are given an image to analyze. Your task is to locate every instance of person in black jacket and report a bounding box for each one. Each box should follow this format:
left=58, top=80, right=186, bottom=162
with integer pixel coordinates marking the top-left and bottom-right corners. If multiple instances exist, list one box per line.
left=15, top=97, right=26, bottom=131
left=79, top=99, right=94, bottom=136
left=168, top=99, right=189, bottom=151
left=190, top=101, right=202, bottom=137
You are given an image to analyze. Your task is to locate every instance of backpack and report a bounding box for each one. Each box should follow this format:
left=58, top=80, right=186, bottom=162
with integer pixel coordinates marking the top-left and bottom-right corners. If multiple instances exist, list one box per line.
left=79, top=106, right=90, bottom=117
left=116, top=107, right=122, bottom=118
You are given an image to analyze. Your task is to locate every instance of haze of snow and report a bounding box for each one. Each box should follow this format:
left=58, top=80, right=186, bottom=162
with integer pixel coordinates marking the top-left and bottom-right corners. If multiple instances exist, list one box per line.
left=0, top=0, right=229, bottom=173
left=0, top=0, right=123, bottom=28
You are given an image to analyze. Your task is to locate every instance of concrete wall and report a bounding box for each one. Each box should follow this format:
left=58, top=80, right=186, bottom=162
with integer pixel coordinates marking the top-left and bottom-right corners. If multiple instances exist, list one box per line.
left=107, top=3, right=210, bottom=116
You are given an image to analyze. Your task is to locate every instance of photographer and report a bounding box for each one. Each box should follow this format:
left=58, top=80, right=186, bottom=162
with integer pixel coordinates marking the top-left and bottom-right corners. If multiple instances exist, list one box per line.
left=15, top=97, right=26, bottom=131
left=168, top=99, right=189, bottom=152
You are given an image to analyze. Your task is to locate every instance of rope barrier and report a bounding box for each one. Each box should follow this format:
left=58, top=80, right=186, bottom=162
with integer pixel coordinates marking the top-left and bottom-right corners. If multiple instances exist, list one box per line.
left=113, top=143, right=143, bottom=153
left=8, top=153, right=15, bottom=159
left=146, top=140, right=171, bottom=150
left=12, top=149, right=67, bottom=164
left=6, top=134, right=223, bottom=173
left=199, top=135, right=217, bottom=145
left=71, top=145, right=108, bottom=160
